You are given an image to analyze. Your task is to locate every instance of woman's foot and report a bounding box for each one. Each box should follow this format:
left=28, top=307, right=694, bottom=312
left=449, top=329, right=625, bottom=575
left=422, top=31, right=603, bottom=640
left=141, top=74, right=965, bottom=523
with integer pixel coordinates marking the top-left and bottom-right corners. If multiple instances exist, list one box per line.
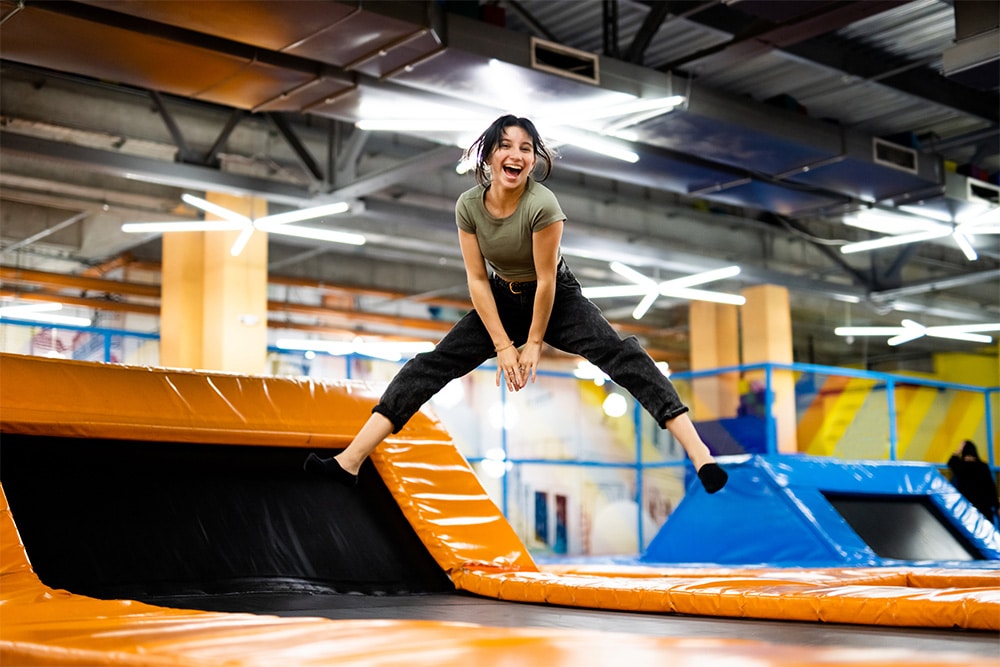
left=697, top=462, right=728, bottom=494
left=303, top=453, right=359, bottom=487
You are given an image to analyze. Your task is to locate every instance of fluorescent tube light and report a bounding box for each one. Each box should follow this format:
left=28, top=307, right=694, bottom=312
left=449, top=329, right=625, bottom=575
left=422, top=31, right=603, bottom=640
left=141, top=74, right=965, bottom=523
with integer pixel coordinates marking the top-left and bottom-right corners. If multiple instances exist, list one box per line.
left=952, top=232, right=978, bottom=261
left=181, top=194, right=251, bottom=224
left=0, top=302, right=91, bottom=327
left=840, top=228, right=952, bottom=254
left=255, top=202, right=350, bottom=226
left=835, top=320, right=998, bottom=346
left=356, top=118, right=488, bottom=132
left=122, top=220, right=246, bottom=233
left=659, top=287, right=746, bottom=305
left=256, top=223, right=365, bottom=246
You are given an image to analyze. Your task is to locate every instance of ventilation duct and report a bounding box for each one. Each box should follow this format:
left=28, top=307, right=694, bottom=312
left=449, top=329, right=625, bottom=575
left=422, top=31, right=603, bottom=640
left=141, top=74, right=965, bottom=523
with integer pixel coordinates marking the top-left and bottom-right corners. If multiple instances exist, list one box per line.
left=942, top=0, right=999, bottom=91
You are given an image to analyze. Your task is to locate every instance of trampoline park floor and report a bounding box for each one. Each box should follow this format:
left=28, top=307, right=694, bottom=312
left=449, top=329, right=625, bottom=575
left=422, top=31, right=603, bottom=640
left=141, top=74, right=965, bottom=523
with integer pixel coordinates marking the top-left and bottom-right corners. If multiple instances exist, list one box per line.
left=143, top=590, right=1000, bottom=659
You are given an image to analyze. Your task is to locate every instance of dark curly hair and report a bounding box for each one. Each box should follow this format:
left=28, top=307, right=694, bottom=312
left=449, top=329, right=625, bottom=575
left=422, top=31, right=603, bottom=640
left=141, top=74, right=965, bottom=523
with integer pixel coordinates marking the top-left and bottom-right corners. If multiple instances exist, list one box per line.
left=463, top=115, right=554, bottom=187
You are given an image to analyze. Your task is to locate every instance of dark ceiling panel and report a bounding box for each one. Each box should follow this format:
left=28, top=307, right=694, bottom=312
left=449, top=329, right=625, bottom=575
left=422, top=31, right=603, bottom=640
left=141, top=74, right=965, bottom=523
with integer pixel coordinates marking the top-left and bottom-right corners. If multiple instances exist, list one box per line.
left=697, top=179, right=847, bottom=216
left=1, top=4, right=255, bottom=98
left=193, top=61, right=319, bottom=110
left=287, top=8, right=435, bottom=69
left=640, top=111, right=839, bottom=177
left=788, top=160, right=942, bottom=205
left=81, top=0, right=361, bottom=52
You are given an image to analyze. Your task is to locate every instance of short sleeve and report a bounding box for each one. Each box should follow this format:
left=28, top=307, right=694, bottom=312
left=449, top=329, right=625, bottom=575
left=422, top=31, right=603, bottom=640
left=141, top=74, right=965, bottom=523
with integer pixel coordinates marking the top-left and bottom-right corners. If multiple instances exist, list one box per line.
left=455, top=197, right=476, bottom=234
left=530, top=183, right=566, bottom=232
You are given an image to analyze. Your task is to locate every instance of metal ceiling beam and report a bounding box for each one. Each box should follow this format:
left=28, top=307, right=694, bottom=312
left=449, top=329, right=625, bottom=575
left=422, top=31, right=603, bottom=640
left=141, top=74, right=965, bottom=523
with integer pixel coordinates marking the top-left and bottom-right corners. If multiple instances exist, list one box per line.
left=0, top=130, right=316, bottom=206
left=654, top=1, right=909, bottom=70
left=624, top=0, right=671, bottom=65
left=0, top=130, right=462, bottom=209
left=500, top=0, right=559, bottom=41
left=651, top=0, right=999, bottom=123
left=870, top=268, right=1000, bottom=301
left=0, top=266, right=160, bottom=297
left=267, top=112, right=326, bottom=183
left=324, top=145, right=463, bottom=201
left=0, top=211, right=88, bottom=255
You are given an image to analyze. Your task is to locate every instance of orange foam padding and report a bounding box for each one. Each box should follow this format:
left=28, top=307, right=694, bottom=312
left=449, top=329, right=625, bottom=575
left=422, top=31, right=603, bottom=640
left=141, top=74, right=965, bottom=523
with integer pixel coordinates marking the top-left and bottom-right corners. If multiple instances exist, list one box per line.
left=0, top=353, right=535, bottom=573
left=1, top=485, right=994, bottom=667
left=453, top=564, right=1000, bottom=630
left=1, top=352, right=997, bottom=645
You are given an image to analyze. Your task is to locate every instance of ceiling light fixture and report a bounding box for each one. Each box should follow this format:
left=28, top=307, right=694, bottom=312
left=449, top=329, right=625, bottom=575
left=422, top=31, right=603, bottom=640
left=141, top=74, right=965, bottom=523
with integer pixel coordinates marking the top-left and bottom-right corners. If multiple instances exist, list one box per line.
left=582, top=263, right=744, bottom=319
left=543, top=127, right=639, bottom=163
left=840, top=208, right=1000, bottom=260
left=355, top=118, right=489, bottom=132
left=276, top=337, right=435, bottom=362
left=355, top=92, right=685, bottom=164
left=122, top=195, right=360, bottom=256
left=834, top=320, right=1000, bottom=346
left=0, top=301, right=92, bottom=327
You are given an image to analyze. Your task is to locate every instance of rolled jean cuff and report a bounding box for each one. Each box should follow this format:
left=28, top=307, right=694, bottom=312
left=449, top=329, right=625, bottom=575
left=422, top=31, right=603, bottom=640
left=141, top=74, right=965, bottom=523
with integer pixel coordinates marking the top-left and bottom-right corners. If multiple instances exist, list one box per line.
left=372, top=405, right=405, bottom=434
left=659, top=405, right=690, bottom=427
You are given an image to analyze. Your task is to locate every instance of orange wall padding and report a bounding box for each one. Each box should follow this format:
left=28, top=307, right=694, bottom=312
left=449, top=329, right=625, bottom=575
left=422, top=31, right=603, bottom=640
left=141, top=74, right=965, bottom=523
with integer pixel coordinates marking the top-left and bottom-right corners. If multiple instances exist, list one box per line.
left=1, top=352, right=998, bottom=663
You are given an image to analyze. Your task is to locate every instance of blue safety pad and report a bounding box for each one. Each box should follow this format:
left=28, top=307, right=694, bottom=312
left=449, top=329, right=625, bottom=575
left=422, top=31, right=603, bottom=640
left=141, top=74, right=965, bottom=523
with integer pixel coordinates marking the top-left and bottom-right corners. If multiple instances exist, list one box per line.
left=641, top=455, right=1000, bottom=567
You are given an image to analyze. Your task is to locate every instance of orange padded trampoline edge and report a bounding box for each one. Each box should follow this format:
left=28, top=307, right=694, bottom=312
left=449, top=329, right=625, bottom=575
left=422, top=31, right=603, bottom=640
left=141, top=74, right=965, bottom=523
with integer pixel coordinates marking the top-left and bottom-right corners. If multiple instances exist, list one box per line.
left=2, top=354, right=997, bottom=637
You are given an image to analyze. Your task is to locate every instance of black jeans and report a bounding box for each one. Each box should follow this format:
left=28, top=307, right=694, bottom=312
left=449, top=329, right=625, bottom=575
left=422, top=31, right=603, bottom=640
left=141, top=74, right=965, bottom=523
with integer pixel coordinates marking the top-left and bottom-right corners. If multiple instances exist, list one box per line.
left=373, top=259, right=689, bottom=432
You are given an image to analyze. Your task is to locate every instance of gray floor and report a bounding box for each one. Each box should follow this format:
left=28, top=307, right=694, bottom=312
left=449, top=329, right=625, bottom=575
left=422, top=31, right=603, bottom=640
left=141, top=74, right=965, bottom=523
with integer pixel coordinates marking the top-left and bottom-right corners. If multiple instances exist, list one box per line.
left=151, top=591, right=1000, bottom=659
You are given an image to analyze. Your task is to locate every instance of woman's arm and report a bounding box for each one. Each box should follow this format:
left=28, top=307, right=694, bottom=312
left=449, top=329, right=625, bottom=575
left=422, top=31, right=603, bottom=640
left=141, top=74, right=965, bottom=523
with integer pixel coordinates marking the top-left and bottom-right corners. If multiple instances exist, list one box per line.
left=458, top=229, right=524, bottom=391
left=519, top=220, right=564, bottom=383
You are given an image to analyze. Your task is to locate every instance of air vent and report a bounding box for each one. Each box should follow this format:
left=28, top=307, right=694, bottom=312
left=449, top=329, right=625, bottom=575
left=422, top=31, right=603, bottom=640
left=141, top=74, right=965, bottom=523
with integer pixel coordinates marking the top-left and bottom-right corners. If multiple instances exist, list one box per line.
left=946, top=171, right=1000, bottom=205
left=873, top=138, right=917, bottom=174
left=530, top=37, right=599, bottom=85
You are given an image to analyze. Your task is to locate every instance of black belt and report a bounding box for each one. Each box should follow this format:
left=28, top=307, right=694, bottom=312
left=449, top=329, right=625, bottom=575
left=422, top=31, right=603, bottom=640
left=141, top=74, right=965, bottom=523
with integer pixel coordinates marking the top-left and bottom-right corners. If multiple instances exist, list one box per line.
left=494, top=274, right=536, bottom=294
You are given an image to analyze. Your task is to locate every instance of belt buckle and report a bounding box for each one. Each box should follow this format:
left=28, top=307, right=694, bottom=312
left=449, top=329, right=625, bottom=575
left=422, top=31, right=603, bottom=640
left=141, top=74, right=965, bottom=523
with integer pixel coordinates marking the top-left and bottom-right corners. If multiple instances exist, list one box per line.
left=509, top=281, right=522, bottom=294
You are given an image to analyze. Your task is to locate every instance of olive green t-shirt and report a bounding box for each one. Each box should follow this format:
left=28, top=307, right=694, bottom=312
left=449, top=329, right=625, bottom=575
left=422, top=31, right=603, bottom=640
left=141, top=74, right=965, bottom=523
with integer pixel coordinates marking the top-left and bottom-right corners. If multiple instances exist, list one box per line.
left=455, top=178, right=565, bottom=282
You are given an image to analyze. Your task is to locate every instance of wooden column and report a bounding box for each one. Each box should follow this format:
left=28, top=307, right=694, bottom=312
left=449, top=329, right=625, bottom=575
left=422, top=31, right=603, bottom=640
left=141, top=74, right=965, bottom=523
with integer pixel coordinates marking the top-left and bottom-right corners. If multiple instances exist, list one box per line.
left=740, top=284, right=798, bottom=453
left=688, top=300, right=740, bottom=420
left=160, top=193, right=269, bottom=374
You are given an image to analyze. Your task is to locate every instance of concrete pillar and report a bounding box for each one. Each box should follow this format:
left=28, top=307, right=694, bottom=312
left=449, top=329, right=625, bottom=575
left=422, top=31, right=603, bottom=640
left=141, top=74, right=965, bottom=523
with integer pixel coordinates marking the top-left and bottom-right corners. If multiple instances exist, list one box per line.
left=688, top=300, right=740, bottom=420
left=740, top=284, right=798, bottom=453
left=160, top=193, right=269, bottom=374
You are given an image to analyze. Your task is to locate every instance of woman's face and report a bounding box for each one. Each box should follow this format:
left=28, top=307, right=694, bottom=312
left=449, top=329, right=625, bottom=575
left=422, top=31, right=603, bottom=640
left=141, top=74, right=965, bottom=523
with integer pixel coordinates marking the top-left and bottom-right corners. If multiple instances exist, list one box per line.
left=488, top=125, right=536, bottom=190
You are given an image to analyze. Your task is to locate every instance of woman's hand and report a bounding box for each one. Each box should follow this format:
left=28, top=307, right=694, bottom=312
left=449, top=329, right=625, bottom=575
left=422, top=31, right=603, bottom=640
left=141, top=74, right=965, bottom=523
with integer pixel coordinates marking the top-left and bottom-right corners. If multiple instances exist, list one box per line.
left=496, top=345, right=525, bottom=391
left=517, top=341, right=542, bottom=385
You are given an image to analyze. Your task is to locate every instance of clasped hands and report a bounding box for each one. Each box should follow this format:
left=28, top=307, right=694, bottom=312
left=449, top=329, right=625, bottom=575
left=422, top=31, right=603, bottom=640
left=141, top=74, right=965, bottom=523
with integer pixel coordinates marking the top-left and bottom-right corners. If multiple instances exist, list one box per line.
left=496, top=341, right=540, bottom=392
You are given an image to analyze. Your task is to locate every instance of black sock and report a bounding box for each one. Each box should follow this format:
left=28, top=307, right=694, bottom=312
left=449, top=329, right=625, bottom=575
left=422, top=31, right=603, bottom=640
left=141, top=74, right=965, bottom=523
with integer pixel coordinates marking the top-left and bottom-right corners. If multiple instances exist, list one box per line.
left=303, top=453, right=359, bottom=487
left=697, top=462, right=728, bottom=494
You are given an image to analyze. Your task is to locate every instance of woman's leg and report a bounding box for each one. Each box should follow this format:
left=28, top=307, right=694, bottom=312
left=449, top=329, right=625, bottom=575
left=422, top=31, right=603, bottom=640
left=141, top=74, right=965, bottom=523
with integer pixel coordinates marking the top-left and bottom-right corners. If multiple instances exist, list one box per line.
left=336, top=412, right=394, bottom=474
left=306, top=310, right=497, bottom=484
left=544, top=265, right=727, bottom=492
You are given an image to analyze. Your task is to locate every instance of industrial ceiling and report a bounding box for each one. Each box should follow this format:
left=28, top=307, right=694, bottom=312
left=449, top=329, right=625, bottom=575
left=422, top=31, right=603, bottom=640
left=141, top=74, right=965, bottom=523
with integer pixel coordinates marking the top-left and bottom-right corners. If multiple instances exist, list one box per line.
left=0, top=0, right=997, bottom=370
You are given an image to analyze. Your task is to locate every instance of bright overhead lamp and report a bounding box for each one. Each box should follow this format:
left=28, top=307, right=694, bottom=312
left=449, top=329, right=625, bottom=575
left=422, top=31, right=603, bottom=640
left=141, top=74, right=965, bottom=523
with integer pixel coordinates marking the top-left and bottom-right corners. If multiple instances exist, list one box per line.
left=952, top=231, right=978, bottom=261
left=544, top=127, right=639, bottom=163
left=840, top=207, right=1000, bottom=259
left=569, top=95, right=686, bottom=122
left=834, top=320, right=1000, bottom=346
left=121, top=220, right=246, bottom=233
left=0, top=301, right=92, bottom=327
left=843, top=209, right=944, bottom=235
left=276, top=337, right=434, bottom=362
left=840, top=228, right=952, bottom=254
left=356, top=118, right=489, bottom=132
left=254, top=223, right=364, bottom=246
left=363, top=118, right=643, bottom=163
left=582, top=262, right=744, bottom=318
left=122, top=196, right=357, bottom=256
